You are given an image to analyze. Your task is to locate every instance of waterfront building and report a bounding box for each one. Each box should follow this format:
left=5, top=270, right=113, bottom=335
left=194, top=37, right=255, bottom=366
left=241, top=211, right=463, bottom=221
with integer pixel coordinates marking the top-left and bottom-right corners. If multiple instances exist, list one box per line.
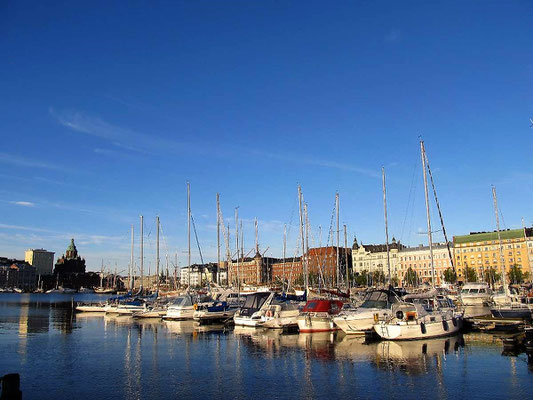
left=25, top=249, right=55, bottom=276
left=0, top=258, right=36, bottom=290
left=180, top=263, right=220, bottom=287
left=397, top=243, right=454, bottom=286
left=453, top=228, right=533, bottom=282
left=351, top=238, right=405, bottom=280
left=306, top=246, right=351, bottom=285
left=54, top=239, right=86, bottom=275
left=227, top=252, right=280, bottom=286
left=271, top=257, right=302, bottom=284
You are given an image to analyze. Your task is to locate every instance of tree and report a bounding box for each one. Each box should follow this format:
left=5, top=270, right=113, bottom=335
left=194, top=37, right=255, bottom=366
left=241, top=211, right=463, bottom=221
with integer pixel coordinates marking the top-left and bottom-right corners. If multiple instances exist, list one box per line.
left=443, top=268, right=457, bottom=284
left=404, top=267, right=417, bottom=287
left=465, top=266, right=478, bottom=282
left=508, top=265, right=525, bottom=284
left=483, top=267, right=501, bottom=287
left=372, top=270, right=386, bottom=285
left=353, top=270, right=369, bottom=287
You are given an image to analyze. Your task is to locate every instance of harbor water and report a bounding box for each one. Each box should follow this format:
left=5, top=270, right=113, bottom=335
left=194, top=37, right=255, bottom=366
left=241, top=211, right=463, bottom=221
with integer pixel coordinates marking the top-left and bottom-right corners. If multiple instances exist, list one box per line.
left=1, top=294, right=531, bottom=399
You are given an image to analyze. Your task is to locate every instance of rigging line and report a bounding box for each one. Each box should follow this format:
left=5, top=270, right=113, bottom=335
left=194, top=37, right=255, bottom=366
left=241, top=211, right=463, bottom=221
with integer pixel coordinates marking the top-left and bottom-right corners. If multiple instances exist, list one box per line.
left=190, top=214, right=205, bottom=266
left=400, top=156, right=419, bottom=243
left=424, top=153, right=455, bottom=272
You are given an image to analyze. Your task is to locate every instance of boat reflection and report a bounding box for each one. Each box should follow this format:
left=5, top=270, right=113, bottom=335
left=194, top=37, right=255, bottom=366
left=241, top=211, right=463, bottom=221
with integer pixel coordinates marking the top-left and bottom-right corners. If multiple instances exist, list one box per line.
left=164, top=320, right=196, bottom=335
left=375, top=335, right=464, bottom=374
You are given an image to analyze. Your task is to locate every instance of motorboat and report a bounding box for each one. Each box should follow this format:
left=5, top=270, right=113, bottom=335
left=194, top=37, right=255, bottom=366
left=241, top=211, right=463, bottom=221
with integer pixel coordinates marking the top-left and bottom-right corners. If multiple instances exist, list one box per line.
left=193, top=301, right=237, bottom=324
left=75, top=302, right=107, bottom=312
left=163, top=293, right=212, bottom=321
left=233, top=292, right=274, bottom=327
left=459, top=282, right=492, bottom=306
left=258, top=298, right=302, bottom=330
left=333, top=289, right=400, bottom=335
left=296, top=299, right=344, bottom=333
left=373, top=294, right=463, bottom=340
left=490, top=296, right=533, bottom=319
left=115, top=299, right=147, bottom=315
left=46, top=286, right=76, bottom=294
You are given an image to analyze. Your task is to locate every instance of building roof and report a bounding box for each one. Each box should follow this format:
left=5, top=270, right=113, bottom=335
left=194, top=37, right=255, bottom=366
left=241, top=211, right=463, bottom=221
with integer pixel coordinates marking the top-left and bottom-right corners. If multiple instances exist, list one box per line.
left=453, top=228, right=526, bottom=244
left=399, top=243, right=452, bottom=253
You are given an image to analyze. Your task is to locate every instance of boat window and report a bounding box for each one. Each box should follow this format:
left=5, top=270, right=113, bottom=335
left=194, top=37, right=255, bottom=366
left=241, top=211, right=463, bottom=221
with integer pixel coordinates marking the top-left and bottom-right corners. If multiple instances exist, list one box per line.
left=469, top=289, right=479, bottom=294
left=478, top=289, right=485, bottom=293
left=305, top=301, right=318, bottom=310
left=360, top=291, right=390, bottom=309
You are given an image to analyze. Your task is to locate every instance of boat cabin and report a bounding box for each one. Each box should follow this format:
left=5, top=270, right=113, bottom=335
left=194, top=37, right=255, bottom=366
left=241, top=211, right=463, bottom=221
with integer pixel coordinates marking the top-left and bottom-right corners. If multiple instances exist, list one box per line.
left=239, top=292, right=273, bottom=317
left=301, top=299, right=344, bottom=315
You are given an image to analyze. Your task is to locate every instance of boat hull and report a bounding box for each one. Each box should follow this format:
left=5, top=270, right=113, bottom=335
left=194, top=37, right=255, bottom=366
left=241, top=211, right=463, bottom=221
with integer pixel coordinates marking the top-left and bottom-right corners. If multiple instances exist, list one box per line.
left=297, top=315, right=339, bottom=333
left=374, top=316, right=463, bottom=340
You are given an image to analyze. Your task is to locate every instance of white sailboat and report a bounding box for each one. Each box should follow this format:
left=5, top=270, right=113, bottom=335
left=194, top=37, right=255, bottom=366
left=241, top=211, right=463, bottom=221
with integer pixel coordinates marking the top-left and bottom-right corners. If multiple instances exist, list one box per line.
left=374, top=140, right=464, bottom=340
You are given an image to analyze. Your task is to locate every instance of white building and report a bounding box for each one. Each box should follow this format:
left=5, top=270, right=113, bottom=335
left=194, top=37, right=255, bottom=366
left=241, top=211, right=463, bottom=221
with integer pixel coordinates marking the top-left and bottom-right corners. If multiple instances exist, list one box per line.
left=25, top=249, right=55, bottom=276
left=351, top=238, right=405, bottom=280
left=397, top=243, right=454, bottom=286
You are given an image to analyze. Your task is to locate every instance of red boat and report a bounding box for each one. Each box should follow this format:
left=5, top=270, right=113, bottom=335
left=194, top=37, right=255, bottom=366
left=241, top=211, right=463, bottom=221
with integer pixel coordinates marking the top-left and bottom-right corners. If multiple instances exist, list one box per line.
left=296, top=299, right=344, bottom=332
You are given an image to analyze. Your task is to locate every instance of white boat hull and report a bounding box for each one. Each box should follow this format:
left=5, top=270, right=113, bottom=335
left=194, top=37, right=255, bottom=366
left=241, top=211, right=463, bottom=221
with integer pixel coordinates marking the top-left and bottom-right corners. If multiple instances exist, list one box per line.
left=297, top=315, right=339, bottom=333
left=76, top=305, right=106, bottom=313
left=374, top=316, right=463, bottom=340
left=164, top=306, right=195, bottom=320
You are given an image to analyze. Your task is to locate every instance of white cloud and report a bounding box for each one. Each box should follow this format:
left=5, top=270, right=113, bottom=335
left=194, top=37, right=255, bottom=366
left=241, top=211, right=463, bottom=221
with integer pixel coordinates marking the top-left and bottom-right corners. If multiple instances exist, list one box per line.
left=0, top=152, right=60, bottom=170
left=10, top=201, right=35, bottom=207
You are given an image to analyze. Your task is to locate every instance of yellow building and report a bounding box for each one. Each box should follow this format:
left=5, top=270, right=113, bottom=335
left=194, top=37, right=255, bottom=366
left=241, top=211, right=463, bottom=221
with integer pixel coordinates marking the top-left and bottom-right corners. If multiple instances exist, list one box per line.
left=453, top=228, right=532, bottom=282
left=397, top=243, right=454, bottom=286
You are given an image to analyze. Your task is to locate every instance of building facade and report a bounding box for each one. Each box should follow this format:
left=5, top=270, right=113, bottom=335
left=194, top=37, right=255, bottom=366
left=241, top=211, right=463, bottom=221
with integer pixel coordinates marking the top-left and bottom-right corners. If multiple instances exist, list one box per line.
left=0, top=258, right=36, bottom=291
left=180, top=263, right=221, bottom=287
left=397, top=243, right=454, bottom=286
left=227, top=252, right=280, bottom=286
left=352, top=238, right=405, bottom=280
left=453, top=228, right=532, bottom=282
left=25, top=249, right=55, bottom=276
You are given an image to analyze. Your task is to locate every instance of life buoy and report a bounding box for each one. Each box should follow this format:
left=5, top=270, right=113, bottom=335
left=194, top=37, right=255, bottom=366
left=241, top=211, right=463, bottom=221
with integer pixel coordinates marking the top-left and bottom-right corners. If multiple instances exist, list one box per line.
left=265, top=310, right=273, bottom=318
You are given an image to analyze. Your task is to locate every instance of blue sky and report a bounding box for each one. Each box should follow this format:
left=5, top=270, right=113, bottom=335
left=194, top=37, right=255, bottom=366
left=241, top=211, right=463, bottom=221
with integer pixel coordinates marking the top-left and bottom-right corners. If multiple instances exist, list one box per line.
left=1, top=1, right=532, bottom=272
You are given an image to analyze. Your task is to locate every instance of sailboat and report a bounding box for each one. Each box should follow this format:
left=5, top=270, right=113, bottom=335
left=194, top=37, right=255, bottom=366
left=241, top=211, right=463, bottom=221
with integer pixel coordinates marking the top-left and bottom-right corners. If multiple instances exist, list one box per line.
left=374, top=140, right=463, bottom=340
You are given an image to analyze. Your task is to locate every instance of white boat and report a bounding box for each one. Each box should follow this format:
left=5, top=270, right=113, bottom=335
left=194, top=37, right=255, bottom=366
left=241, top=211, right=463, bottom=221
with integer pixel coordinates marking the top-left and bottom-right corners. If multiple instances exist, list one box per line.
left=373, top=299, right=463, bottom=340
left=460, top=282, right=492, bottom=306
left=233, top=292, right=274, bottom=327
left=193, top=301, right=238, bottom=324
left=164, top=294, right=211, bottom=321
left=296, top=299, right=344, bottom=333
left=258, top=300, right=301, bottom=329
left=116, top=300, right=146, bottom=315
left=46, top=286, right=76, bottom=294
left=333, top=289, right=400, bottom=335
left=75, top=302, right=107, bottom=312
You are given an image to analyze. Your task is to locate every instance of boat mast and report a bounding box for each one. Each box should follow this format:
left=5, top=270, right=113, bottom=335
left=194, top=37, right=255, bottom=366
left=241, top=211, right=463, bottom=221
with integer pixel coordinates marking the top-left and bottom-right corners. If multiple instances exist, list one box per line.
left=216, top=193, right=221, bottom=285
left=298, top=185, right=308, bottom=294
left=282, top=223, right=287, bottom=290
left=304, top=202, right=310, bottom=287
left=420, top=141, right=435, bottom=288
left=140, top=215, right=144, bottom=290
left=235, top=207, right=240, bottom=292
left=492, top=186, right=509, bottom=296
left=336, top=192, right=340, bottom=288
left=344, top=224, right=349, bottom=290
left=156, top=215, right=160, bottom=293
left=130, top=224, right=134, bottom=291
left=382, top=166, right=391, bottom=286
left=187, top=182, right=191, bottom=288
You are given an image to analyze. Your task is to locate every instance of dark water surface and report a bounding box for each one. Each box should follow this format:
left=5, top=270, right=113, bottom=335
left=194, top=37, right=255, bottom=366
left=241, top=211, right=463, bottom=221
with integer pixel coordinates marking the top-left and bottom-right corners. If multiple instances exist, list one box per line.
left=1, top=294, right=531, bottom=399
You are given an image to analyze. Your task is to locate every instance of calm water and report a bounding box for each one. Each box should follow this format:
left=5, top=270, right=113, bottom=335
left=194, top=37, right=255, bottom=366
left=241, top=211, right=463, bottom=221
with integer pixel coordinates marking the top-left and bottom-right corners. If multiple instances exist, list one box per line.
left=1, top=294, right=532, bottom=399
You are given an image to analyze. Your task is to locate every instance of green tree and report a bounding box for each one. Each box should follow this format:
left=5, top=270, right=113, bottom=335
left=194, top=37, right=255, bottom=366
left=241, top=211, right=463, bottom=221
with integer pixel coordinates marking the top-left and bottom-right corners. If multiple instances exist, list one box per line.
left=372, top=270, right=386, bottom=285
left=443, top=267, right=457, bottom=284
left=353, top=270, right=369, bottom=287
left=404, top=267, right=417, bottom=287
left=465, top=266, right=478, bottom=282
left=508, top=265, right=525, bottom=284
left=483, top=267, right=501, bottom=287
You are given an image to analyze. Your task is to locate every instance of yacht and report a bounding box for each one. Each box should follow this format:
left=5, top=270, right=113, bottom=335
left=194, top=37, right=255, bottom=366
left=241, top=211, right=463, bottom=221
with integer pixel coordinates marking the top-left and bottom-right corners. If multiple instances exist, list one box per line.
left=257, top=298, right=302, bottom=330
left=459, top=282, right=492, bottom=306
left=163, top=293, right=212, bottom=321
left=333, top=289, right=400, bottom=335
left=296, top=299, right=344, bottom=333
left=193, top=301, right=238, bottom=324
left=373, top=294, right=463, bottom=340
left=233, top=292, right=274, bottom=327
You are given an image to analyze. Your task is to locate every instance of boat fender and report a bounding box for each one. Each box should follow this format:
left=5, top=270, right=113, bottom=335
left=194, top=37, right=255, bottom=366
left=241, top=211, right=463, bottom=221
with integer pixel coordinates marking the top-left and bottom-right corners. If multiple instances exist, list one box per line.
left=420, top=322, right=427, bottom=334
left=193, top=303, right=198, bottom=310
left=373, top=313, right=379, bottom=323
left=396, top=310, right=404, bottom=320
left=443, top=320, right=449, bottom=331
left=452, top=317, right=457, bottom=327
